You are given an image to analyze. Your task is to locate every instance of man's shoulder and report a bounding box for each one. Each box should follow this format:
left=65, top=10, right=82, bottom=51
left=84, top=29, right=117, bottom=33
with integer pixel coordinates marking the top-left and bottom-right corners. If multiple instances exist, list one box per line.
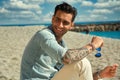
left=36, top=27, right=55, bottom=39
left=38, top=27, right=52, bottom=34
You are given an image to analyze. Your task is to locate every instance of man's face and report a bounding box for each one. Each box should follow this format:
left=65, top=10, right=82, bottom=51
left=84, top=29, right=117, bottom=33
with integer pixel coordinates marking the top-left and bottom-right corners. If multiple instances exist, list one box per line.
left=52, top=10, right=73, bottom=37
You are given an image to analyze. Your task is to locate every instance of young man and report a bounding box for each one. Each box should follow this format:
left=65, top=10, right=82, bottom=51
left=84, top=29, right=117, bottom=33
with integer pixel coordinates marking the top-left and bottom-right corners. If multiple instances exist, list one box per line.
left=20, top=2, right=118, bottom=80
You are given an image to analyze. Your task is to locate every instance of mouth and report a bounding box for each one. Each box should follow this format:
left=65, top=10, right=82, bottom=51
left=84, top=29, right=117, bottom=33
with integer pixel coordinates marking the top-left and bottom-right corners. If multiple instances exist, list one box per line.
left=55, top=27, right=63, bottom=32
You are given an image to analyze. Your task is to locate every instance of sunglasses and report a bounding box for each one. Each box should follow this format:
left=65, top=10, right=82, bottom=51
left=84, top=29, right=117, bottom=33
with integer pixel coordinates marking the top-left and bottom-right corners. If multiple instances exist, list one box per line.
left=95, top=47, right=102, bottom=57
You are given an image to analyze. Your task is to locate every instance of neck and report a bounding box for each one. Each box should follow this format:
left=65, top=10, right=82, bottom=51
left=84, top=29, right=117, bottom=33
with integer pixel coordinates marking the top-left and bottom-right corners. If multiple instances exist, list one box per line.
left=48, top=26, right=63, bottom=43
left=56, top=36, right=62, bottom=43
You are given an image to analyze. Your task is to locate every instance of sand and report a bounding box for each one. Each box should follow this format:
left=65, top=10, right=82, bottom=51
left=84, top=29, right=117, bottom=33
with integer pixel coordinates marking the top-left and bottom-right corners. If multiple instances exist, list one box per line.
left=0, top=26, right=120, bottom=80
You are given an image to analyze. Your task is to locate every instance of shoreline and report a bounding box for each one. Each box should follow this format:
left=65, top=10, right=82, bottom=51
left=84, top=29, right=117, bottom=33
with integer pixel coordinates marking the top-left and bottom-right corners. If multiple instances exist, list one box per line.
left=0, top=26, right=120, bottom=80
left=79, top=31, right=120, bottom=40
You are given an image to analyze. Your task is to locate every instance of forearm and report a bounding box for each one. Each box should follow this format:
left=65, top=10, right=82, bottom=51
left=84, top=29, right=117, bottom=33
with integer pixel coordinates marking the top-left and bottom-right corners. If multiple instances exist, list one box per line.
left=63, top=44, right=94, bottom=64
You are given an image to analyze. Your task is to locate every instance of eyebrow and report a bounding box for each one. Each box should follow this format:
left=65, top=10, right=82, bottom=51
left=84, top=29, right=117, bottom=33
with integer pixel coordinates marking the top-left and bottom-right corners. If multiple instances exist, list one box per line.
left=55, top=16, right=71, bottom=23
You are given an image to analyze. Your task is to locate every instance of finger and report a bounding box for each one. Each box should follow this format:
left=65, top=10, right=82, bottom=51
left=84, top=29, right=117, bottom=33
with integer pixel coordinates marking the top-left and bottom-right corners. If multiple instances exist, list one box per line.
left=113, top=64, right=119, bottom=67
left=111, top=64, right=119, bottom=70
left=110, top=69, right=117, bottom=73
left=91, top=36, right=95, bottom=42
left=101, top=42, right=104, bottom=47
left=110, top=71, right=116, bottom=77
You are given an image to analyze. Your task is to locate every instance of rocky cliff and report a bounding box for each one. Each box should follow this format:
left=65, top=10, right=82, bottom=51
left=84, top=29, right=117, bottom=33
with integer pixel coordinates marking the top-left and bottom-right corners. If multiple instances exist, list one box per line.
left=71, top=23, right=120, bottom=32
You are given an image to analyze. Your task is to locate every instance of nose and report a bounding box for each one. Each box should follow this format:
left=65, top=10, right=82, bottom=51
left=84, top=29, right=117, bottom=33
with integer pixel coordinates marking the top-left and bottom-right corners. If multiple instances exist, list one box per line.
left=58, top=21, right=64, bottom=28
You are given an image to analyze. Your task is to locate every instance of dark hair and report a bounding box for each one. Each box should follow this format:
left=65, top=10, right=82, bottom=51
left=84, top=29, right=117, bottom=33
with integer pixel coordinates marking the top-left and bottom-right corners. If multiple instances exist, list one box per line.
left=54, top=2, right=77, bottom=22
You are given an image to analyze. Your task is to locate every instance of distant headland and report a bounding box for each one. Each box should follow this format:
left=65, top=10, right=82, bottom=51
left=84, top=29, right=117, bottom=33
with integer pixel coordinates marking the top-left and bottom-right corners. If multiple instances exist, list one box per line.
left=71, top=21, right=120, bottom=32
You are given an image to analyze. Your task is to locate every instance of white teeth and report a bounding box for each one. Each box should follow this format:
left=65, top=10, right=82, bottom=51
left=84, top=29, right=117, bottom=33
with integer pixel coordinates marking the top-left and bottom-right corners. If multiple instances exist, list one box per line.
left=56, top=28, right=62, bottom=31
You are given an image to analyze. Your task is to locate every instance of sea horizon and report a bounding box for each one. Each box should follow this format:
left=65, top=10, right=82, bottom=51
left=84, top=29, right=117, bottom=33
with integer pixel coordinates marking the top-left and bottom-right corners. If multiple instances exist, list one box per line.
left=0, top=20, right=120, bottom=27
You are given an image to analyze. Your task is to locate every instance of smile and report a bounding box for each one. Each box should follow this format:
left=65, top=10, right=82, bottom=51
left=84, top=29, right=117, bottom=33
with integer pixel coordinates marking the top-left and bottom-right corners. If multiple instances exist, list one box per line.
left=55, top=27, right=63, bottom=32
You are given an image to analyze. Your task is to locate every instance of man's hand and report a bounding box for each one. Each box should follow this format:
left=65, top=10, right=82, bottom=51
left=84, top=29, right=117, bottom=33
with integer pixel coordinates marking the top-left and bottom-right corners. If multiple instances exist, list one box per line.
left=91, top=37, right=104, bottom=49
left=100, top=64, right=119, bottom=78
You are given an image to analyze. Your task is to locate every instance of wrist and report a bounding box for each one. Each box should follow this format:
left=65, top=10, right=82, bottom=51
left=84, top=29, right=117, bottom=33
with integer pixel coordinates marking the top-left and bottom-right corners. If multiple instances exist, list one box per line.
left=96, top=71, right=103, bottom=79
left=89, top=43, right=96, bottom=51
left=85, top=43, right=95, bottom=53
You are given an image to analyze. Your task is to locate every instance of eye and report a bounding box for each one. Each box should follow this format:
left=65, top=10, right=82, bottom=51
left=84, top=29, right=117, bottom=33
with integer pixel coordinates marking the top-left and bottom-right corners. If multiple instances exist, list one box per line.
left=55, top=17, right=61, bottom=23
left=63, top=21, right=70, bottom=25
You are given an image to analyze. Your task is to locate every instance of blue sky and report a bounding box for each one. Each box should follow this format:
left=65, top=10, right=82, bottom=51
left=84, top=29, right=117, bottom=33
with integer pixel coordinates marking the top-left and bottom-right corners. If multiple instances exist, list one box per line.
left=0, top=0, right=120, bottom=25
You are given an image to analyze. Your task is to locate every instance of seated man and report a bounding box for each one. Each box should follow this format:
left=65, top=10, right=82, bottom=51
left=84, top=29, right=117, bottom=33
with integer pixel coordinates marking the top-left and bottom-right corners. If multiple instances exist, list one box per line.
left=20, top=2, right=119, bottom=80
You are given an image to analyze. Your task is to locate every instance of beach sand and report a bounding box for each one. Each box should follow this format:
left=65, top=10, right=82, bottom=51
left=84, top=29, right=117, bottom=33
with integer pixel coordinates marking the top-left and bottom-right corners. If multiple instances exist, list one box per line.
left=0, top=26, right=120, bottom=80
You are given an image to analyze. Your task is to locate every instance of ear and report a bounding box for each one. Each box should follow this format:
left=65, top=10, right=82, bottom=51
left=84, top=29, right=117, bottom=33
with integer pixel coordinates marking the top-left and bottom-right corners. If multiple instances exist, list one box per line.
left=70, top=22, right=74, bottom=30
left=52, top=15, right=55, bottom=23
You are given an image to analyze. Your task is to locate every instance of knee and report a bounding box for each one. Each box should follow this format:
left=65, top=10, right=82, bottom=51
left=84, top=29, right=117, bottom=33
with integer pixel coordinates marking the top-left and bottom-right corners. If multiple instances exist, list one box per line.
left=73, top=58, right=93, bottom=79
left=82, top=58, right=91, bottom=69
left=76, top=58, right=92, bottom=73
left=82, top=58, right=91, bottom=66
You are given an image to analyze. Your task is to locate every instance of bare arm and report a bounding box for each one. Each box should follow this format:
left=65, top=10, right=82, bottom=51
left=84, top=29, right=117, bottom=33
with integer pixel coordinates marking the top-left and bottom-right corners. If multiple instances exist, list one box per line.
left=62, top=36, right=103, bottom=64
left=62, top=44, right=94, bottom=64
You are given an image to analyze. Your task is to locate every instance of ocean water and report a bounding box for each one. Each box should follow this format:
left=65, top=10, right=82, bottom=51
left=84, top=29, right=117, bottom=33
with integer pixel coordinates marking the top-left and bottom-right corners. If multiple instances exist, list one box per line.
left=82, top=31, right=120, bottom=39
